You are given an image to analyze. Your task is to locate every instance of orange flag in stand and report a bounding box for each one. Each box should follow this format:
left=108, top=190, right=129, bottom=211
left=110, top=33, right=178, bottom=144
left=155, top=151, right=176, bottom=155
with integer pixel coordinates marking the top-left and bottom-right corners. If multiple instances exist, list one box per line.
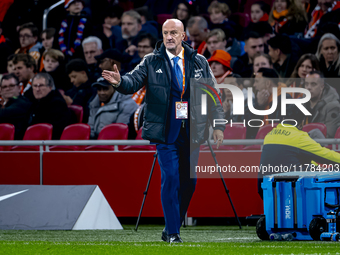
left=132, top=87, right=146, bottom=106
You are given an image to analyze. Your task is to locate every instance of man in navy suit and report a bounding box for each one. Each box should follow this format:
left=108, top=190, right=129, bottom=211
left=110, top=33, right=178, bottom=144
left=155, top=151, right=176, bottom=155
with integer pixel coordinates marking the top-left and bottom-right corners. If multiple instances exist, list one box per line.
left=102, top=19, right=225, bottom=243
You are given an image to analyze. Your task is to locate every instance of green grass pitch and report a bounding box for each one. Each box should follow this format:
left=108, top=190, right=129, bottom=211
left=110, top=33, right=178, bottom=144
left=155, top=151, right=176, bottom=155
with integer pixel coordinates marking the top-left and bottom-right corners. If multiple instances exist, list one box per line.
left=1, top=225, right=340, bottom=254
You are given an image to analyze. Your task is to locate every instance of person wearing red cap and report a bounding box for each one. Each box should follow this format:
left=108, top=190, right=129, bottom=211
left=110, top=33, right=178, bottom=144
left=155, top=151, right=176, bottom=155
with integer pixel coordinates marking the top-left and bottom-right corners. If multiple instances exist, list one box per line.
left=208, top=49, right=232, bottom=83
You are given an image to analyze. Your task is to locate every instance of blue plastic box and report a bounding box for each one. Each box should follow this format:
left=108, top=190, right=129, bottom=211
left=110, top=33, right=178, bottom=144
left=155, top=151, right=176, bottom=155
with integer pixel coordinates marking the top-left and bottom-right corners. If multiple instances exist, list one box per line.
left=262, top=172, right=340, bottom=240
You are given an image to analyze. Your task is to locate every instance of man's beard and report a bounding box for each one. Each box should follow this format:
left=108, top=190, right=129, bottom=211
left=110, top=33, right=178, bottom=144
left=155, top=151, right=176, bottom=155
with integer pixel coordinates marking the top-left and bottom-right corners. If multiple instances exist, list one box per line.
left=122, top=33, right=130, bottom=40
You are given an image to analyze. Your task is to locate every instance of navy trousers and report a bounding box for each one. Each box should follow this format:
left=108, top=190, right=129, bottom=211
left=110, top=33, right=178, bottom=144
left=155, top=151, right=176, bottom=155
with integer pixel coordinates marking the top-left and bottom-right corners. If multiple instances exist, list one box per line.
left=156, top=127, right=200, bottom=235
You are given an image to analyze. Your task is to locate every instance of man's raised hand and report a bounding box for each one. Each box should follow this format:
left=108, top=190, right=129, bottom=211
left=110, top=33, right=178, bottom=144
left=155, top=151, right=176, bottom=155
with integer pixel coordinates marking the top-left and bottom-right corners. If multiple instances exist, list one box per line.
left=102, top=64, right=121, bottom=85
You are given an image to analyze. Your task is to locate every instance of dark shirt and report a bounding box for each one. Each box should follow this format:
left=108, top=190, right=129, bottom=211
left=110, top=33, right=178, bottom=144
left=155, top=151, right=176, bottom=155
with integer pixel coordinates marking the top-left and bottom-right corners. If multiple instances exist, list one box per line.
left=87, top=63, right=101, bottom=83
left=58, top=11, right=93, bottom=62
left=43, top=65, right=72, bottom=92
left=233, top=53, right=253, bottom=78
left=0, top=96, right=32, bottom=139
left=28, top=90, right=76, bottom=139
left=65, top=80, right=96, bottom=123
left=0, top=37, right=13, bottom=74
left=209, top=20, right=236, bottom=39
left=319, top=56, right=340, bottom=96
left=273, top=54, right=297, bottom=79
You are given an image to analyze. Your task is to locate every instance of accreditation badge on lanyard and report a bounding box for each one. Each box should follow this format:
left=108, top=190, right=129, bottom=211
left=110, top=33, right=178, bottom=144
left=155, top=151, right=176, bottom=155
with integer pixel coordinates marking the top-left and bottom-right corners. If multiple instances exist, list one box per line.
left=175, top=48, right=188, bottom=119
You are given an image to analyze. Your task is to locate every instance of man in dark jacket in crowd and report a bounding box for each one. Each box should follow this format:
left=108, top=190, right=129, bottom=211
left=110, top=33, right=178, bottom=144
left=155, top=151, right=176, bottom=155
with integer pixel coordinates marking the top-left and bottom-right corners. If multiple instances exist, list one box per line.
left=0, top=73, right=31, bottom=139
left=233, top=31, right=265, bottom=77
left=127, top=33, right=157, bottom=71
left=304, top=71, right=340, bottom=138
left=267, top=34, right=300, bottom=79
left=116, top=10, right=142, bottom=53
left=64, top=58, right=96, bottom=123
left=103, top=19, right=225, bottom=243
left=28, top=73, right=75, bottom=139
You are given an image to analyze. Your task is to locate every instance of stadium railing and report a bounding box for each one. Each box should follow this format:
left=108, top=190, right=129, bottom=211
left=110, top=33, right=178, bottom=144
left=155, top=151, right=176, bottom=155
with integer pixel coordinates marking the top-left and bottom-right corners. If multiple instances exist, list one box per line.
left=0, top=138, right=339, bottom=185
left=43, top=0, right=65, bottom=30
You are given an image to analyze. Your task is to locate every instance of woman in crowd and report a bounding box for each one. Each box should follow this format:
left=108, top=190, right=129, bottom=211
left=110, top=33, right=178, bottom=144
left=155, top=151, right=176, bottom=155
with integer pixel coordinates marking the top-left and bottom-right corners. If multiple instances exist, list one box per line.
left=253, top=53, right=273, bottom=74
left=42, top=49, right=71, bottom=92
left=287, top=53, right=320, bottom=98
left=316, top=33, right=340, bottom=77
left=268, top=0, right=308, bottom=36
left=251, top=1, right=271, bottom=23
left=172, top=1, right=194, bottom=29
left=316, top=33, right=340, bottom=95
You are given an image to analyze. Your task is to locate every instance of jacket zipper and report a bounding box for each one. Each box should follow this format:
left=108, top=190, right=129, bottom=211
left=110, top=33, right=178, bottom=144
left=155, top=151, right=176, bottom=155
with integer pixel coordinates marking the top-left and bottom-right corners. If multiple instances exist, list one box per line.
left=163, top=57, right=171, bottom=142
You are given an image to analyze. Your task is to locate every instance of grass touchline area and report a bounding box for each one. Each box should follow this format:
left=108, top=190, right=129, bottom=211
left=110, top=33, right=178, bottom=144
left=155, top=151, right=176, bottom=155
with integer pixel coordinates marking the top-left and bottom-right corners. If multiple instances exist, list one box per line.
left=0, top=225, right=340, bottom=254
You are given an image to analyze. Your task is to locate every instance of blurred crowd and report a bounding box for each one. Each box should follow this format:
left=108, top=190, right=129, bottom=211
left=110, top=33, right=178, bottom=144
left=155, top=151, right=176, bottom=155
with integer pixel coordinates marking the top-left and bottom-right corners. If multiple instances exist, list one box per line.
left=1, top=0, right=340, bottom=140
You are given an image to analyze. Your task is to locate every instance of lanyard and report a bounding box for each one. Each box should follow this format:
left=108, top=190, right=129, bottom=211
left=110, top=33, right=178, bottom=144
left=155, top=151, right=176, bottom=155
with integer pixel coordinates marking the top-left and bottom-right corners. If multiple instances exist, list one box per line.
left=174, top=48, right=185, bottom=101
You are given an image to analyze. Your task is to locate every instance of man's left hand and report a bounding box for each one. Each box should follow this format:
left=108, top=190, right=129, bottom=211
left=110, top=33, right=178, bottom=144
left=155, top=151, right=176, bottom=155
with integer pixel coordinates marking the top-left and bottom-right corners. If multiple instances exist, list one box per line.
left=213, top=129, right=224, bottom=149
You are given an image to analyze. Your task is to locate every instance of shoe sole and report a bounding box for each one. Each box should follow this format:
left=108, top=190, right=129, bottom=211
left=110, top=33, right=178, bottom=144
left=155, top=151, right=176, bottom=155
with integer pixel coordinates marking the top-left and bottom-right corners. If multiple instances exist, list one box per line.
left=170, top=240, right=183, bottom=244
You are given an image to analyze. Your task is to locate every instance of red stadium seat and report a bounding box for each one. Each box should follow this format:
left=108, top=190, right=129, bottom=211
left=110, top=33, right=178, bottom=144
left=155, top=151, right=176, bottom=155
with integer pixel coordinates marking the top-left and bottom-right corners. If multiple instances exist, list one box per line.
left=0, top=123, right=15, bottom=151
left=11, top=123, right=53, bottom=151
left=334, top=127, right=340, bottom=138
left=69, top=105, right=83, bottom=123
left=201, top=124, right=247, bottom=150
left=49, top=124, right=90, bottom=151
left=121, top=128, right=156, bottom=151
left=85, top=123, right=129, bottom=151
left=326, top=126, right=340, bottom=150
left=243, top=124, right=278, bottom=150
left=302, top=123, right=327, bottom=137
left=157, top=14, right=172, bottom=26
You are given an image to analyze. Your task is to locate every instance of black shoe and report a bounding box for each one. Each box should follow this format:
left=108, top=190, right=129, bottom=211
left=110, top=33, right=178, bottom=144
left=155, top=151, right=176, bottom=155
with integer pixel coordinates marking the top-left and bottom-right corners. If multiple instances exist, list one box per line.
left=169, top=234, right=183, bottom=244
left=161, top=228, right=169, bottom=242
